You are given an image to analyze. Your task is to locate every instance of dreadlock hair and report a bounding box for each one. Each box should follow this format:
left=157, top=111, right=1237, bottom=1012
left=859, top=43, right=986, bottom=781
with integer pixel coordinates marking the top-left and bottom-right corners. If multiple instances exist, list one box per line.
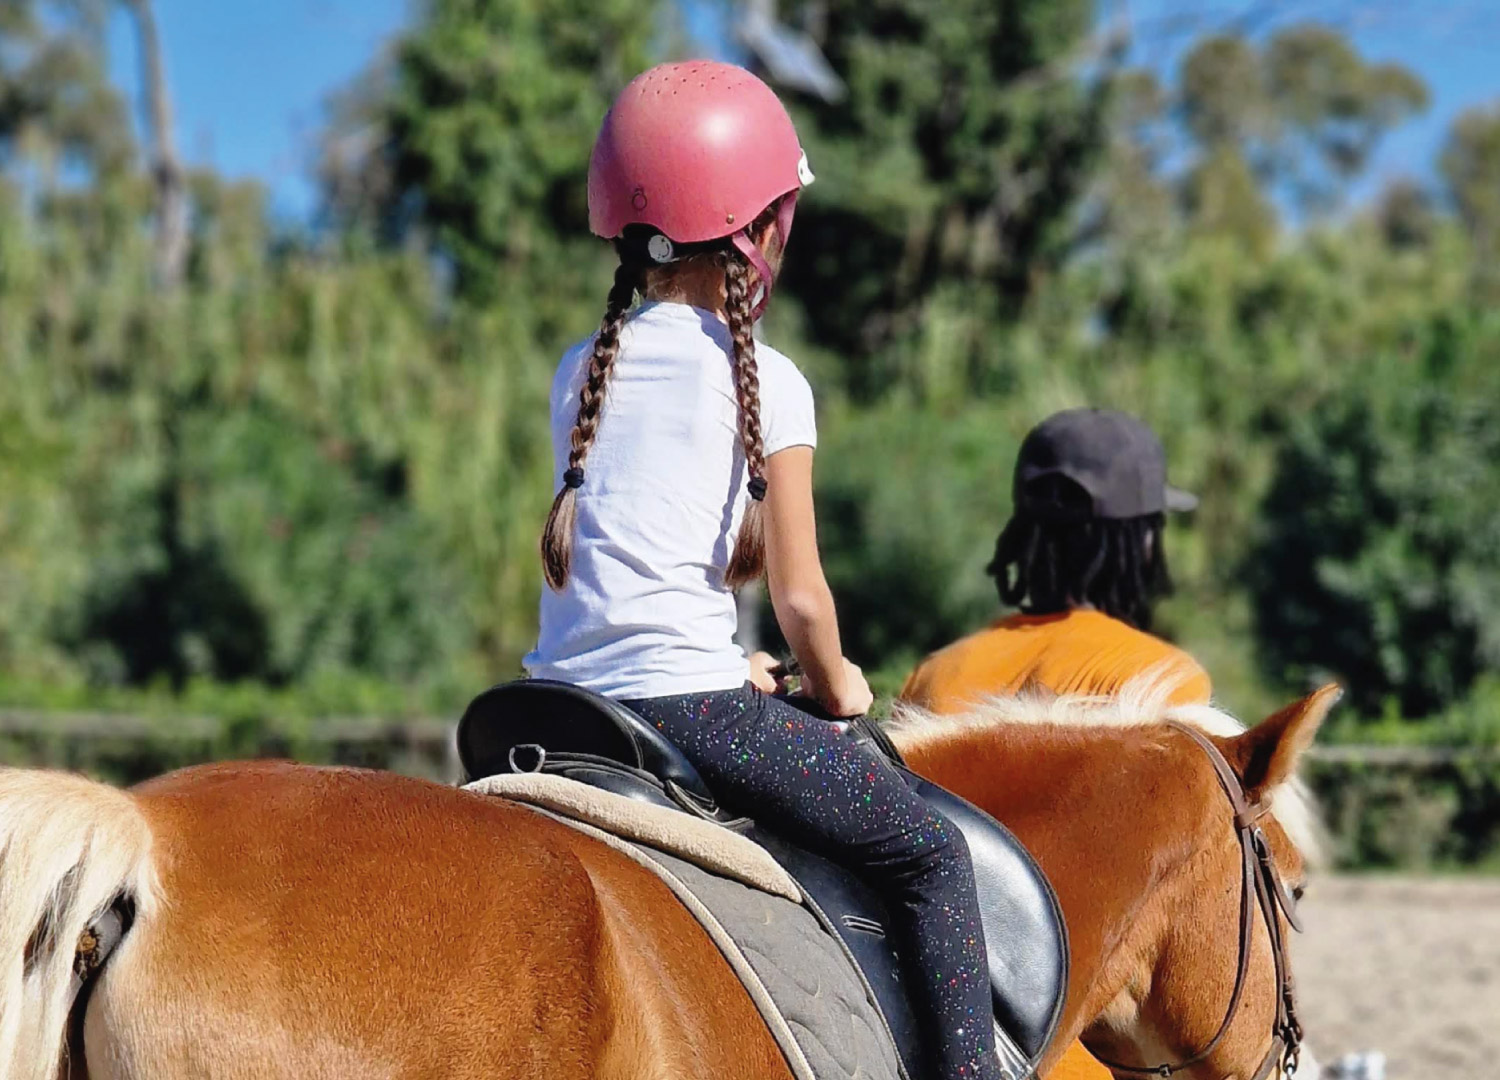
left=987, top=478, right=1173, bottom=630
left=541, top=203, right=781, bottom=591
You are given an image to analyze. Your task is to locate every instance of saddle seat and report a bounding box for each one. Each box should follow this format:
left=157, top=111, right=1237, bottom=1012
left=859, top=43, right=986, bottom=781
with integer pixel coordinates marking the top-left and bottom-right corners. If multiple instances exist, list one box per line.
left=459, top=679, right=1068, bottom=1079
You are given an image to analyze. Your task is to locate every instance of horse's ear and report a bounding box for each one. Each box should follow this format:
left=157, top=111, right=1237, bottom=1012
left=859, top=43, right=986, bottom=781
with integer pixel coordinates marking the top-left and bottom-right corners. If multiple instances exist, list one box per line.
left=1228, top=684, right=1342, bottom=803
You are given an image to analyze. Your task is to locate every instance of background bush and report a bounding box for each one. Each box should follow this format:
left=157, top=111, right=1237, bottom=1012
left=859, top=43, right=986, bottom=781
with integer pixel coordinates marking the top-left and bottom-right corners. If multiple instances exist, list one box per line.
left=2, top=0, right=1499, bottom=865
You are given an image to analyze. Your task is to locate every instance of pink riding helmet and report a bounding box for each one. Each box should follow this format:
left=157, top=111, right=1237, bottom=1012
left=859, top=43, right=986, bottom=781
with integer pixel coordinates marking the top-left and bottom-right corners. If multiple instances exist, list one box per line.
left=588, top=61, right=815, bottom=316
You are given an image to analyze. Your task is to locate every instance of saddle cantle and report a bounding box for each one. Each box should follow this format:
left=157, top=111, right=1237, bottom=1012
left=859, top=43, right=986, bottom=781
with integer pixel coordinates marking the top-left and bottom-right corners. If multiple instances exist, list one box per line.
left=458, top=680, right=1068, bottom=1079
left=457, top=679, right=719, bottom=810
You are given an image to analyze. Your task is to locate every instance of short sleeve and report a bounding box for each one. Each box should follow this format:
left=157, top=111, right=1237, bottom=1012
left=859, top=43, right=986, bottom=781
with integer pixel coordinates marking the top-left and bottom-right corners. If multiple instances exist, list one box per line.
left=760, top=352, right=817, bottom=456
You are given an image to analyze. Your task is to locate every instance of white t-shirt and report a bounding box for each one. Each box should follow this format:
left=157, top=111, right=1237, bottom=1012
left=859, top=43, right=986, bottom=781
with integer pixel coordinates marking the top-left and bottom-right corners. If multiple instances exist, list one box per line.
left=523, top=301, right=818, bottom=699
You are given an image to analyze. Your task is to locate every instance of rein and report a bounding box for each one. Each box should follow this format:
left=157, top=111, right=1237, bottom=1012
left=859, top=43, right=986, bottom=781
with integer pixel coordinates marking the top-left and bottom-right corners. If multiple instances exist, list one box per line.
left=1093, top=722, right=1305, bottom=1080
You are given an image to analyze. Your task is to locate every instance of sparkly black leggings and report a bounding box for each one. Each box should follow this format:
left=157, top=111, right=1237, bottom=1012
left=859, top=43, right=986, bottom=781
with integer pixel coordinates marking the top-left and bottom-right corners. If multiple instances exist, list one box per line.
left=621, top=684, right=999, bottom=1080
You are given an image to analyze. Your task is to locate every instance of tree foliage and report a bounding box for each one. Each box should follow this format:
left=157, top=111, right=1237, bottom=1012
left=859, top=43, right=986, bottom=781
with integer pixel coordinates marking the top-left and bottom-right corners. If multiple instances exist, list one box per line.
left=0, top=0, right=132, bottom=176
left=0, top=1, right=1496, bottom=737
left=775, top=0, right=1107, bottom=397
left=1441, top=103, right=1500, bottom=288
left=326, top=0, right=657, bottom=303
left=1175, top=25, right=1427, bottom=210
left=1247, top=349, right=1500, bottom=717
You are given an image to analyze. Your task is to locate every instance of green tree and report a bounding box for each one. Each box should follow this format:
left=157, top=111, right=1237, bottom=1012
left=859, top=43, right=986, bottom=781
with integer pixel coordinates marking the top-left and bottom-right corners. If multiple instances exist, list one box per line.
left=1166, top=25, right=1426, bottom=231
left=325, top=0, right=659, bottom=304
left=1246, top=348, right=1500, bottom=717
left=1, top=1, right=1493, bottom=744
left=0, top=0, right=134, bottom=177
left=774, top=0, right=1110, bottom=399
left=1179, top=34, right=1264, bottom=149
left=1374, top=178, right=1437, bottom=251
left=1262, top=25, right=1427, bottom=207
left=1441, top=103, right=1500, bottom=286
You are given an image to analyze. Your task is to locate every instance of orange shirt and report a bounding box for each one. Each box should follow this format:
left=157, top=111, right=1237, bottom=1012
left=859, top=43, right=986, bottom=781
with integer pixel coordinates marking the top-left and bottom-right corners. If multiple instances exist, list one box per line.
left=901, top=609, right=1211, bottom=713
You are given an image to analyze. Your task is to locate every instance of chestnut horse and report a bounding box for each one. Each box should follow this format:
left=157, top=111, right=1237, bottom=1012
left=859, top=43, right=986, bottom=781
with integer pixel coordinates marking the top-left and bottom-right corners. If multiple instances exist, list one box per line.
left=0, top=677, right=1334, bottom=1080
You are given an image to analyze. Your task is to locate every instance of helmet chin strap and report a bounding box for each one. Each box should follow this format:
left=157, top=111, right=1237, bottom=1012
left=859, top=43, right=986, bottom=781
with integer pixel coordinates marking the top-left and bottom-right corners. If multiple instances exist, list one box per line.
left=729, top=193, right=798, bottom=321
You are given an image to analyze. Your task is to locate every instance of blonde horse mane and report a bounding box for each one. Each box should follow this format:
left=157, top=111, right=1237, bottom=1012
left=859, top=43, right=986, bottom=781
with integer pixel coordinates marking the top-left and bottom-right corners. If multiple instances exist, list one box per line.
left=886, top=665, right=1325, bottom=865
left=0, top=769, right=159, bottom=1080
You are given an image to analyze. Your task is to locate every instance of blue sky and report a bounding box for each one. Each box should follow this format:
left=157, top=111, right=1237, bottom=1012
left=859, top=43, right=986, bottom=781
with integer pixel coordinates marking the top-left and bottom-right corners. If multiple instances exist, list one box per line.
left=107, top=0, right=409, bottom=219
left=105, top=0, right=1500, bottom=222
left=1119, top=0, right=1500, bottom=204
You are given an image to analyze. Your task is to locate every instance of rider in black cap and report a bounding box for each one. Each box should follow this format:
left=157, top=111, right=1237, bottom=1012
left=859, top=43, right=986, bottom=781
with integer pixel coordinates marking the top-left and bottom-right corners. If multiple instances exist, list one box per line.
left=997, top=407, right=1197, bottom=631
left=903, top=409, right=1206, bottom=714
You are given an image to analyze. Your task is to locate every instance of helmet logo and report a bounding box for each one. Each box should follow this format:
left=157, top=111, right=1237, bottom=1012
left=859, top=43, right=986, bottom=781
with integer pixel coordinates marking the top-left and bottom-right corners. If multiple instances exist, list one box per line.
left=631, top=187, right=648, bottom=211
left=797, top=150, right=815, bottom=187
left=647, top=234, right=676, bottom=263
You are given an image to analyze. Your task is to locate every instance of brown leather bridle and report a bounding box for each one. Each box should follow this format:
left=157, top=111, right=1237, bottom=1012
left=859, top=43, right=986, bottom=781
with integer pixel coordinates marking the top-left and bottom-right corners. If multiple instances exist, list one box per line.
left=1093, top=722, right=1306, bottom=1080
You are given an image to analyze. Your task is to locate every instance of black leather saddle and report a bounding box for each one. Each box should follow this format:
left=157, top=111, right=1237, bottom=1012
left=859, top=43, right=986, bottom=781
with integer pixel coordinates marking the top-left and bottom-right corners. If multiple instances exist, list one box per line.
left=459, top=680, right=1068, bottom=1079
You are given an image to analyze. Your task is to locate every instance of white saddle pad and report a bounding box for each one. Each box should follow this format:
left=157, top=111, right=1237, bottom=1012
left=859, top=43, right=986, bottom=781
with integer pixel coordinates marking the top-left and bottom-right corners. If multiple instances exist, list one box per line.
left=463, top=771, right=798, bottom=899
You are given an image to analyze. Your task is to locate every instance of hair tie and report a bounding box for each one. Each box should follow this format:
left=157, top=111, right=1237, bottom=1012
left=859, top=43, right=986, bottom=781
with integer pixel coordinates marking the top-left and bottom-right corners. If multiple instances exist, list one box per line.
left=563, top=467, right=586, bottom=490
left=747, top=476, right=768, bottom=502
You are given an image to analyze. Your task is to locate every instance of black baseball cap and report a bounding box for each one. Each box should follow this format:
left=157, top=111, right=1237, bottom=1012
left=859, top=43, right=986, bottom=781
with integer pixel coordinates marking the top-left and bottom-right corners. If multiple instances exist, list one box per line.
left=1013, top=409, right=1198, bottom=522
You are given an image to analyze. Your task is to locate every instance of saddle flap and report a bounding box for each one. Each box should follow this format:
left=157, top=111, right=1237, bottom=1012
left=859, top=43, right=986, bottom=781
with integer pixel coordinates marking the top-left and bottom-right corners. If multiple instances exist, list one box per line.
left=456, top=680, right=715, bottom=803
left=905, top=773, right=1070, bottom=1065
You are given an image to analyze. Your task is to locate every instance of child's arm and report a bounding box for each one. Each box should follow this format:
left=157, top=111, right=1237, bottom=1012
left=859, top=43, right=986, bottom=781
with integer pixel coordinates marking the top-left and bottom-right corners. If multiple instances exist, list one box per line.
left=761, top=446, right=874, bottom=717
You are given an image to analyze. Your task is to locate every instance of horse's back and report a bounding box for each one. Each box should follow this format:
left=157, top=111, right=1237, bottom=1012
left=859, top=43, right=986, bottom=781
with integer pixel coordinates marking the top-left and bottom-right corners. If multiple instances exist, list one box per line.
left=87, top=762, right=785, bottom=1080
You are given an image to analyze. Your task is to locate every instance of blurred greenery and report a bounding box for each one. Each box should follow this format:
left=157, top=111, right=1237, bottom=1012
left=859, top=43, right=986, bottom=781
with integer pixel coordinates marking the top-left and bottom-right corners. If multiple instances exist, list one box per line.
left=1247, top=351, right=1500, bottom=718
left=3, top=0, right=1500, bottom=862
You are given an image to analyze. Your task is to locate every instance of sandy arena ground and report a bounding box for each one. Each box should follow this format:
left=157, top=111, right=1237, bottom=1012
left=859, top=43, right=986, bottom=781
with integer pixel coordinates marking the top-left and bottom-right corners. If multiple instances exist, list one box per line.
left=1295, top=875, right=1500, bottom=1080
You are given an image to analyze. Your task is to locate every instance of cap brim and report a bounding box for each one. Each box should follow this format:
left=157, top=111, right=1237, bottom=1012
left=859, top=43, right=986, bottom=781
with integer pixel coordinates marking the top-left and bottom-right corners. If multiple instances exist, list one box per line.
left=1165, top=485, right=1199, bottom=513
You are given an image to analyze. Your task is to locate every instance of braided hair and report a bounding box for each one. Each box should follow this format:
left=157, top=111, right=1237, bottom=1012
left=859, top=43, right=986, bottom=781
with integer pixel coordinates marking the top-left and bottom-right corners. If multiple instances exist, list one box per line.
left=542, top=207, right=780, bottom=591
left=987, top=484, right=1173, bottom=630
left=541, top=262, right=643, bottom=590
left=721, top=251, right=768, bottom=588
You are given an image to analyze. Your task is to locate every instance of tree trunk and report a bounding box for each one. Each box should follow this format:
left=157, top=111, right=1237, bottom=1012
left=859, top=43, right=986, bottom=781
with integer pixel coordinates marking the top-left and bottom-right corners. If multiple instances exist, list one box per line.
left=126, top=0, right=187, bottom=288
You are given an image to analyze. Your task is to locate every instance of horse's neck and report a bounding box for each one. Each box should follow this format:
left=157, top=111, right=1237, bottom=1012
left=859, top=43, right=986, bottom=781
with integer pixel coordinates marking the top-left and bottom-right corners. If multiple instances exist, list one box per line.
left=902, top=724, right=1201, bottom=1048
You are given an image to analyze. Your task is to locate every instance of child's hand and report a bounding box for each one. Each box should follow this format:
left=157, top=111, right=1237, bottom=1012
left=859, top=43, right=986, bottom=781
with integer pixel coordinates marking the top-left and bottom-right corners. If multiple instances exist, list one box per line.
left=806, top=658, right=873, bottom=718
left=748, top=651, right=783, bottom=694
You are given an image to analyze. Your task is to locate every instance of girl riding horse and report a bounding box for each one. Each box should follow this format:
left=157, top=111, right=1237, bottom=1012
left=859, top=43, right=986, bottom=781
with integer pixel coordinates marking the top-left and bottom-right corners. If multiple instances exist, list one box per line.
left=0, top=64, right=1332, bottom=1080
left=524, top=60, right=1001, bottom=1080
